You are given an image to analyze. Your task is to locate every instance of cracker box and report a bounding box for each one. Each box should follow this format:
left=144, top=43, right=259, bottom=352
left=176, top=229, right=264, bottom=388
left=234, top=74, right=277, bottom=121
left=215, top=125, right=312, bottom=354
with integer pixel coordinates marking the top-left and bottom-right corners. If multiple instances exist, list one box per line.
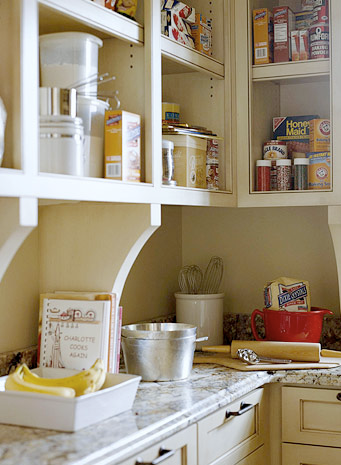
left=163, top=135, right=206, bottom=188
left=273, top=6, right=295, bottom=62
left=161, top=9, right=192, bottom=36
left=104, top=110, right=141, bottom=182
left=191, top=13, right=212, bottom=56
left=253, top=8, right=273, bottom=64
left=308, top=151, right=330, bottom=189
left=161, top=0, right=196, bottom=23
left=309, top=118, right=330, bottom=152
left=273, top=115, right=319, bottom=156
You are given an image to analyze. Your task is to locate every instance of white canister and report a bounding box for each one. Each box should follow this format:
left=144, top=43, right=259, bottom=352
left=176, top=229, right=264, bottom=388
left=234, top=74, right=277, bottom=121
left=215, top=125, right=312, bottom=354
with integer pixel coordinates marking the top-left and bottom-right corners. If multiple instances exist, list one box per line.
left=39, top=116, right=85, bottom=176
left=175, top=293, right=224, bottom=349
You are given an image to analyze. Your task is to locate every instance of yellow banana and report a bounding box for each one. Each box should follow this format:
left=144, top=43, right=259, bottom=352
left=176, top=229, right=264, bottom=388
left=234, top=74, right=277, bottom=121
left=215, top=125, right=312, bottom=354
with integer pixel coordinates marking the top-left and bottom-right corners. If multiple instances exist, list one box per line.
left=21, top=358, right=106, bottom=397
left=5, top=365, right=76, bottom=398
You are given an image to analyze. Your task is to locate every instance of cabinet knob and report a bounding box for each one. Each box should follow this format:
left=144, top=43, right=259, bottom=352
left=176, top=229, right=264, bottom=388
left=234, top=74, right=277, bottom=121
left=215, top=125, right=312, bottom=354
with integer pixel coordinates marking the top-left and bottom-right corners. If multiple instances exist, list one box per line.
left=135, top=448, right=175, bottom=465
left=337, top=393, right=341, bottom=401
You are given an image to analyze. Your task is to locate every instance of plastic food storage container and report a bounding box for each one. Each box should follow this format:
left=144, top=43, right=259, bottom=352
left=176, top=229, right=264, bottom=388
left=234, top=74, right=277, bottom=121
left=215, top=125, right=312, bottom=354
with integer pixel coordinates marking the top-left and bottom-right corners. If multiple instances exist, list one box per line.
left=39, top=115, right=84, bottom=176
left=77, top=96, right=109, bottom=177
left=39, top=32, right=103, bottom=95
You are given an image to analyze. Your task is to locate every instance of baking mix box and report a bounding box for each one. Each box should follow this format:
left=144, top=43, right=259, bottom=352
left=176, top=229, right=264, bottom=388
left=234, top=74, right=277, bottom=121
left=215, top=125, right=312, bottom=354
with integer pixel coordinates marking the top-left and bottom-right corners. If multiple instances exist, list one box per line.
left=104, top=110, right=141, bottom=182
left=273, top=115, right=319, bottom=155
left=191, top=13, right=212, bottom=56
left=309, top=118, right=330, bottom=152
left=308, top=152, right=330, bottom=189
left=161, top=9, right=195, bottom=48
left=273, top=6, right=295, bottom=62
left=253, top=8, right=274, bottom=65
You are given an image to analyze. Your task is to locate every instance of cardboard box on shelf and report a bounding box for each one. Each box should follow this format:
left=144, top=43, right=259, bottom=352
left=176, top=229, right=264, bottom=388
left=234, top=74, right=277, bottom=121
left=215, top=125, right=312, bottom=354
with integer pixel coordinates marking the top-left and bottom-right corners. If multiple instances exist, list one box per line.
left=191, top=13, right=212, bottom=56
left=273, top=6, right=295, bottom=62
left=273, top=115, right=319, bottom=156
left=161, top=0, right=196, bottom=23
left=308, top=152, right=330, bottom=190
left=163, top=135, right=207, bottom=188
left=104, top=110, right=141, bottom=182
left=309, top=119, right=330, bottom=152
left=253, top=8, right=273, bottom=64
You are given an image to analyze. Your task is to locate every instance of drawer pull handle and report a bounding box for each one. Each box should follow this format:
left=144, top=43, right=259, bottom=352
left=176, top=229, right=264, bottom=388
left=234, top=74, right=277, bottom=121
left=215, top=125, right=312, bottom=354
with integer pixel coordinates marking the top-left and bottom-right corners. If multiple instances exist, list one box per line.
left=337, top=393, right=341, bottom=401
left=135, top=448, right=175, bottom=465
left=226, top=402, right=253, bottom=419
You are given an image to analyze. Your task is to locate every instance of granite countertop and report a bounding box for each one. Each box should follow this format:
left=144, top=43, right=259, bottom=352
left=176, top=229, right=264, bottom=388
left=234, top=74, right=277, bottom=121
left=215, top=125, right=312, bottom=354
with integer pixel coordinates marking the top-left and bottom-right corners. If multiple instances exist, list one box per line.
left=0, top=364, right=341, bottom=465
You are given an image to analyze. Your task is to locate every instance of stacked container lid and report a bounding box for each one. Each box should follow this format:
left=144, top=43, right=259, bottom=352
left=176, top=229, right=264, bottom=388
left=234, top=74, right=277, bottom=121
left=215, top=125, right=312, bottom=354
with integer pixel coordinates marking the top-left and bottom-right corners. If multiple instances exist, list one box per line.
left=38, top=32, right=105, bottom=176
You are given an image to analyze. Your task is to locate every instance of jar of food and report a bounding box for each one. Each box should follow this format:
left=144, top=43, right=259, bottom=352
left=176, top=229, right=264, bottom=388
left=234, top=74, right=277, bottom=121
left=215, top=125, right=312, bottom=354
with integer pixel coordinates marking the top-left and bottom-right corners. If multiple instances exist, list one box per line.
left=256, top=160, right=271, bottom=191
left=263, top=140, right=288, bottom=160
left=39, top=115, right=84, bottom=176
left=294, top=158, right=309, bottom=190
left=276, top=159, right=291, bottom=191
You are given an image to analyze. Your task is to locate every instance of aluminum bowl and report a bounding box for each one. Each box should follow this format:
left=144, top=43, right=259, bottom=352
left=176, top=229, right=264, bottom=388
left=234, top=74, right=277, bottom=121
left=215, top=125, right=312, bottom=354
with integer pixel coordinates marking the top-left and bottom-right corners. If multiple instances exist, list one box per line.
left=121, top=323, right=205, bottom=381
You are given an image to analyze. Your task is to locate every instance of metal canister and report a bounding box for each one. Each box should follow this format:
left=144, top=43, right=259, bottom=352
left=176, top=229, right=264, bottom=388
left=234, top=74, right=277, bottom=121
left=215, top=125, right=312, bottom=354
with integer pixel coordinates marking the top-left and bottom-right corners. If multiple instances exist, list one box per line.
left=309, top=24, right=329, bottom=59
left=162, top=139, right=177, bottom=186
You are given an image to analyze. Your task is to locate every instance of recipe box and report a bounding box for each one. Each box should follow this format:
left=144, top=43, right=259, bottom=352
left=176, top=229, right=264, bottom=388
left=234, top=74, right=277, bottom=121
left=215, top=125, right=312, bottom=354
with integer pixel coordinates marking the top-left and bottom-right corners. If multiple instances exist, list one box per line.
left=104, top=110, right=141, bottom=182
left=0, top=368, right=141, bottom=432
left=164, top=135, right=207, bottom=188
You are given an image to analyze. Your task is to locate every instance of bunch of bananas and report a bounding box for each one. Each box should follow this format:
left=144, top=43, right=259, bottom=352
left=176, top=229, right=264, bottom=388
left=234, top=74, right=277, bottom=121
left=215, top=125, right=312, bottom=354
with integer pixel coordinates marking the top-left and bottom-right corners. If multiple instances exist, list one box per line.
left=5, top=358, right=106, bottom=398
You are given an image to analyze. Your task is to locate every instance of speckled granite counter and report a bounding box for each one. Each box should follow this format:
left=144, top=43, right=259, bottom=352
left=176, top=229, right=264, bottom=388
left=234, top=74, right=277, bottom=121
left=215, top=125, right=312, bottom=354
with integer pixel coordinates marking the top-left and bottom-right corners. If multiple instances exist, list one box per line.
left=0, top=363, right=341, bottom=465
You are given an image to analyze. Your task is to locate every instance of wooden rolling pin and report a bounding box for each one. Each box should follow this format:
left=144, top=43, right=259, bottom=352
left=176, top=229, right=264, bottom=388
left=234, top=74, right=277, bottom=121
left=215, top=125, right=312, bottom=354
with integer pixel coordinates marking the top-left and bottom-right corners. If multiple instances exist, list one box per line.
left=201, top=341, right=341, bottom=362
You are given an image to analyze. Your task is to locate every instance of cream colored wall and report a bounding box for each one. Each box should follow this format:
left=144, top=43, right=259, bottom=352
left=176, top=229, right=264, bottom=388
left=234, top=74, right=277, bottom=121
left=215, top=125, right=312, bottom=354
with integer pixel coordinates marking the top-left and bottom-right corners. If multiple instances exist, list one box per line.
left=0, top=228, right=39, bottom=352
left=181, top=206, right=340, bottom=314
left=120, top=205, right=182, bottom=324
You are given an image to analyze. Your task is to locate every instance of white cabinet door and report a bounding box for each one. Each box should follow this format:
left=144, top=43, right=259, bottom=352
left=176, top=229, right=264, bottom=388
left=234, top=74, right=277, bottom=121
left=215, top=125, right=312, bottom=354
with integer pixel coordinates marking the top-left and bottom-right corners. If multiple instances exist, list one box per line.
left=282, top=386, right=341, bottom=447
left=119, top=424, right=197, bottom=465
left=197, top=388, right=267, bottom=465
left=282, top=443, right=341, bottom=465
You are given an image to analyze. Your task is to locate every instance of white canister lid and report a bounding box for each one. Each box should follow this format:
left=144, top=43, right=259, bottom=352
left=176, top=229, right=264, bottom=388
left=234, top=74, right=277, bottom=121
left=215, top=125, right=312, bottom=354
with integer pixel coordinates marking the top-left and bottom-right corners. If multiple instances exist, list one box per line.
left=256, top=160, right=271, bottom=167
left=162, top=139, right=174, bottom=150
left=276, top=159, right=291, bottom=166
left=294, top=158, right=309, bottom=165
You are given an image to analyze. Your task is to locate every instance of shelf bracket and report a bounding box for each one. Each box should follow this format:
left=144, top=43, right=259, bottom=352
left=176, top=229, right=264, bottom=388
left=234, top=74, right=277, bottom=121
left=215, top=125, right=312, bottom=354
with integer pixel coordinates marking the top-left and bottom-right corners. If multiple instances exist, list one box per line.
left=0, top=197, right=38, bottom=282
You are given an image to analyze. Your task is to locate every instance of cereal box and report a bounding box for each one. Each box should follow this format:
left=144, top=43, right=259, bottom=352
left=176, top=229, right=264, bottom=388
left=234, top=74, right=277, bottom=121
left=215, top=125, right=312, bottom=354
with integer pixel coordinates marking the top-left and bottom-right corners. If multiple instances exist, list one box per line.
left=273, top=6, right=295, bottom=62
left=273, top=115, right=319, bottom=156
left=253, top=8, right=273, bottom=65
left=191, top=14, right=212, bottom=56
left=309, top=118, right=330, bottom=152
left=104, top=110, right=141, bottom=182
left=308, top=151, right=330, bottom=189
left=163, top=135, right=206, bottom=188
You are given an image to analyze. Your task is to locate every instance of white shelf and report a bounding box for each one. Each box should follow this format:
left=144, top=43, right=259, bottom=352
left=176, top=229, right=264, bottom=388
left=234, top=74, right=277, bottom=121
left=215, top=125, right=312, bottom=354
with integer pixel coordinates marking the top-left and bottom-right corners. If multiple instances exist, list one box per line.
left=38, top=0, right=144, bottom=45
left=161, top=35, right=224, bottom=79
left=252, top=59, right=330, bottom=83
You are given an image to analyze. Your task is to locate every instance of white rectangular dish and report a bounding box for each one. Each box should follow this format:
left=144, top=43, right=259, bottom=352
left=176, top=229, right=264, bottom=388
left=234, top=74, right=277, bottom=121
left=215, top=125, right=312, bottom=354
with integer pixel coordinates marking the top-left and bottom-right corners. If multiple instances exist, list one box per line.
left=0, top=367, right=141, bottom=432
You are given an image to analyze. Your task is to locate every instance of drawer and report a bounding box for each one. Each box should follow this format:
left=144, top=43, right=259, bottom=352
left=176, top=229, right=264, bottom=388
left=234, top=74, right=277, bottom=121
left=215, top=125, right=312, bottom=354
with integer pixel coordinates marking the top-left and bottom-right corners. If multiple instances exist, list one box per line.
left=236, top=446, right=266, bottom=465
left=197, top=388, right=266, bottom=465
left=119, top=424, right=197, bottom=465
left=282, top=443, right=341, bottom=465
left=282, top=386, right=341, bottom=447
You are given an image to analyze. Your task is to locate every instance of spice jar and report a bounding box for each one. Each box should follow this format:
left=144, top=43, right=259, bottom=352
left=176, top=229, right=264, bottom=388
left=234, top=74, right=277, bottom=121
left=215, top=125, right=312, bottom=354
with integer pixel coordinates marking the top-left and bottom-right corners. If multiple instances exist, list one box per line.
left=256, top=160, right=271, bottom=191
left=294, top=158, right=309, bottom=190
left=276, top=159, right=291, bottom=191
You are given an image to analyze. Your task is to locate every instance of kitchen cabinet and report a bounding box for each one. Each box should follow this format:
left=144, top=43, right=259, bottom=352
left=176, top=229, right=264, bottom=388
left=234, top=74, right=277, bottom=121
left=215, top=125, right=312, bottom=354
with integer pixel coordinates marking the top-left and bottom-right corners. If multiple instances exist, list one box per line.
left=197, top=388, right=267, bottom=465
left=282, top=386, right=341, bottom=463
left=234, top=0, right=341, bottom=207
left=119, top=424, right=197, bottom=465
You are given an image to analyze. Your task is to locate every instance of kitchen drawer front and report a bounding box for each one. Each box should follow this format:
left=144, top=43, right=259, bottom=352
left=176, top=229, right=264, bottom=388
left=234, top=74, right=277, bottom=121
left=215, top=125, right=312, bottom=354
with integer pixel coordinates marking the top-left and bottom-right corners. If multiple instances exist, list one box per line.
left=282, top=386, right=341, bottom=447
left=119, top=424, right=197, bottom=465
left=197, top=388, right=266, bottom=465
left=282, top=443, right=341, bottom=465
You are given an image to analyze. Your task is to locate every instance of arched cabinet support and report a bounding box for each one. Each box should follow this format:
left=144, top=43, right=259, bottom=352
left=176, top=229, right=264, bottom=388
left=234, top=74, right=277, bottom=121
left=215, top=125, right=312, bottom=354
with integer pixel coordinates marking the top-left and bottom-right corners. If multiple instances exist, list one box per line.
left=328, top=206, right=341, bottom=308
left=0, top=197, right=38, bottom=282
left=39, top=202, right=161, bottom=304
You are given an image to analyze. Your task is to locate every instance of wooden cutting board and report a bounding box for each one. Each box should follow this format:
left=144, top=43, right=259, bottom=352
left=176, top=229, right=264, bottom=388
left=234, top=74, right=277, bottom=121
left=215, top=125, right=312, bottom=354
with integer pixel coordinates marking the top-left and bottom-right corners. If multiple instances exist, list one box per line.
left=193, top=353, right=341, bottom=371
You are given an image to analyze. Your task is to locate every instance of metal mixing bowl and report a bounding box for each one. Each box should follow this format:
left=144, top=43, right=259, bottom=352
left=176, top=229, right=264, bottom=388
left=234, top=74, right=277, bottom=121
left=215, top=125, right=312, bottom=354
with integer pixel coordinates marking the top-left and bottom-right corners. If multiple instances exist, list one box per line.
left=121, top=323, right=205, bottom=381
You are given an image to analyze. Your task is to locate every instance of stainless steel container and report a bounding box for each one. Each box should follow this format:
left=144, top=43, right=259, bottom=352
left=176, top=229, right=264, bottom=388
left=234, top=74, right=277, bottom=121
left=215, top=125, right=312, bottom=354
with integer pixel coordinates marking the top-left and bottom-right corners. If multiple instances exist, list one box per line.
left=39, top=87, right=77, bottom=117
left=121, top=323, right=206, bottom=381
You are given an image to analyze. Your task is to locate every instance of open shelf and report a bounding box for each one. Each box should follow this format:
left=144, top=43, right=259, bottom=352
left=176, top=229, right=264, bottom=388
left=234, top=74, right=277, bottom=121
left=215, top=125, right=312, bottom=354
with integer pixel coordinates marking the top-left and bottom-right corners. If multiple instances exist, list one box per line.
left=39, top=0, right=144, bottom=45
left=252, top=59, right=330, bottom=83
left=161, top=35, right=224, bottom=79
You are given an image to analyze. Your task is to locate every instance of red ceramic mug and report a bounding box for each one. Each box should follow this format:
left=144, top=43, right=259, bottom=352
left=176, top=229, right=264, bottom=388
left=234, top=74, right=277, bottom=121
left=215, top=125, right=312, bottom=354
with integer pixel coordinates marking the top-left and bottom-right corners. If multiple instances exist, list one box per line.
left=251, top=307, right=333, bottom=343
